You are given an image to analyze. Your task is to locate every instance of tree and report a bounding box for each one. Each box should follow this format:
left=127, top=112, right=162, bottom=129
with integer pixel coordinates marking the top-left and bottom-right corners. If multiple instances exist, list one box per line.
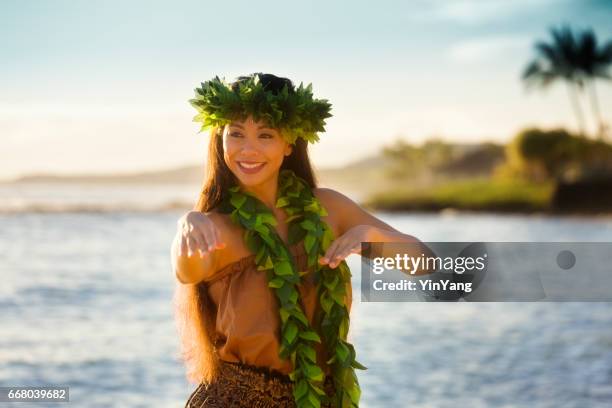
left=574, top=28, right=612, bottom=139
left=522, top=25, right=612, bottom=139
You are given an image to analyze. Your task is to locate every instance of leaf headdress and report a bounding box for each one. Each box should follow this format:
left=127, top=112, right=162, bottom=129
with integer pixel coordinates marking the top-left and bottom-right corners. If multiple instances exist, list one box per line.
left=189, top=73, right=333, bottom=144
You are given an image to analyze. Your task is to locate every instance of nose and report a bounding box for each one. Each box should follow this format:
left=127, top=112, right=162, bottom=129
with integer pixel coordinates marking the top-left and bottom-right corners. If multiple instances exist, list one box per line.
left=239, top=138, right=261, bottom=157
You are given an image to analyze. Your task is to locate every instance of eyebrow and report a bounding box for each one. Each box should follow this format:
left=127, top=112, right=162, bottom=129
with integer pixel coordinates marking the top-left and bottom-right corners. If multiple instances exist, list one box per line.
left=229, top=123, right=274, bottom=131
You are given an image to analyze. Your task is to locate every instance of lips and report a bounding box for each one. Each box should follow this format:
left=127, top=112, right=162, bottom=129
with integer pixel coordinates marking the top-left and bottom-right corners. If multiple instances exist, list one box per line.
left=237, top=161, right=266, bottom=174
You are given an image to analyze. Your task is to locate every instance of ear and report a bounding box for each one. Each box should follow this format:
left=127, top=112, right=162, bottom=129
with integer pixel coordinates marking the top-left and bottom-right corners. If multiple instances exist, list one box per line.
left=284, top=143, right=293, bottom=156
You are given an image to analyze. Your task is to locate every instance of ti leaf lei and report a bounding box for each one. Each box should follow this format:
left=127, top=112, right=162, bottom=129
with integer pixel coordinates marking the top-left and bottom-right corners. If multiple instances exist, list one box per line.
left=218, top=169, right=366, bottom=408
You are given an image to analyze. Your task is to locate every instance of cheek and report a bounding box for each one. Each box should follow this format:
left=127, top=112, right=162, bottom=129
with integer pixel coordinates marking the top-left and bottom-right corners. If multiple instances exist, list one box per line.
left=223, top=138, right=239, bottom=159
left=265, top=141, right=290, bottom=161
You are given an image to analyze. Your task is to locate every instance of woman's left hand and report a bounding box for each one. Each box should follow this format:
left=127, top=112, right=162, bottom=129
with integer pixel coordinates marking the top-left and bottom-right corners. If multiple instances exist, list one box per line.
left=319, top=225, right=375, bottom=269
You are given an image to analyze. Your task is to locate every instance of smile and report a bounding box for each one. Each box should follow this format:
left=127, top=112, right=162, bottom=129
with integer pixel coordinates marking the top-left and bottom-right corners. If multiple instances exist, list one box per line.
left=237, top=161, right=266, bottom=173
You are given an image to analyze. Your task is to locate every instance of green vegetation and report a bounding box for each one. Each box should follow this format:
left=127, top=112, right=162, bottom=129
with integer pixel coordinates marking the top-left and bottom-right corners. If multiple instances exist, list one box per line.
left=364, top=128, right=612, bottom=213
left=366, top=178, right=554, bottom=213
left=497, top=128, right=612, bottom=182
left=362, top=24, right=612, bottom=214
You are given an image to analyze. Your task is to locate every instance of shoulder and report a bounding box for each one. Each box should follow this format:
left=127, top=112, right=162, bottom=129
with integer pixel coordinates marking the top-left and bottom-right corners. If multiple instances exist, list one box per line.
left=312, top=187, right=362, bottom=235
left=312, top=187, right=357, bottom=209
left=312, top=188, right=364, bottom=219
left=312, top=187, right=398, bottom=236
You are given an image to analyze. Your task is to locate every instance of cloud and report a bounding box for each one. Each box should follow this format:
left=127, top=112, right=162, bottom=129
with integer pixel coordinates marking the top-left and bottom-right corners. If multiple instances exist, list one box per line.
left=409, top=0, right=561, bottom=24
left=447, top=35, right=531, bottom=64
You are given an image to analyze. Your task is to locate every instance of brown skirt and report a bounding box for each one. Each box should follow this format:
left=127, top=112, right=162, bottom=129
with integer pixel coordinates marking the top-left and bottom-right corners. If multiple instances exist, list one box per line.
left=184, top=360, right=336, bottom=408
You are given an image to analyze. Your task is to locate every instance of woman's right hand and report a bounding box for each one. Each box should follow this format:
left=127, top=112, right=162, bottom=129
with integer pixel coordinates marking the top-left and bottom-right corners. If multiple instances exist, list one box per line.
left=176, top=211, right=226, bottom=258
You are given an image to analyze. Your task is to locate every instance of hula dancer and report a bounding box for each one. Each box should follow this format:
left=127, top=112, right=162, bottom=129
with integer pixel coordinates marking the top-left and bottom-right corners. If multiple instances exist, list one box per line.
left=172, top=73, right=423, bottom=407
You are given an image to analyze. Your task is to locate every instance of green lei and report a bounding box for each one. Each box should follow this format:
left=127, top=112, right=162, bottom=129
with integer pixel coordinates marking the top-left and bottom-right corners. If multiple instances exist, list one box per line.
left=218, top=169, right=366, bottom=408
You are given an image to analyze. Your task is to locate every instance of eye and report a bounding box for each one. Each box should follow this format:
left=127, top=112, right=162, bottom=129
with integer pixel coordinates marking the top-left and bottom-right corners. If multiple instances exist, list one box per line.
left=229, top=131, right=244, bottom=138
left=259, top=133, right=274, bottom=139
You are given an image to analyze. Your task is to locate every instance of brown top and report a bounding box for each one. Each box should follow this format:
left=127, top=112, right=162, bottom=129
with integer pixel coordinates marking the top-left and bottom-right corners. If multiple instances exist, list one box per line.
left=203, top=242, right=352, bottom=376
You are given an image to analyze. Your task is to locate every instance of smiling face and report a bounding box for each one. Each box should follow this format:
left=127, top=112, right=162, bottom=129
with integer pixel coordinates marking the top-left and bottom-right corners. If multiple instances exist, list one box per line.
left=222, top=115, right=293, bottom=189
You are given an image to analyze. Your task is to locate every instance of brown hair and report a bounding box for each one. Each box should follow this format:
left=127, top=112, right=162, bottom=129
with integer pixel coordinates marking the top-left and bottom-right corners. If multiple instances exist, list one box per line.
left=174, top=72, right=319, bottom=385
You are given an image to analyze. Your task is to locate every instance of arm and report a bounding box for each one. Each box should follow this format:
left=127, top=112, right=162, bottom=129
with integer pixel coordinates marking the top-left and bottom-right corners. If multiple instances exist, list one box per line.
left=171, top=211, right=225, bottom=284
left=315, top=188, right=435, bottom=275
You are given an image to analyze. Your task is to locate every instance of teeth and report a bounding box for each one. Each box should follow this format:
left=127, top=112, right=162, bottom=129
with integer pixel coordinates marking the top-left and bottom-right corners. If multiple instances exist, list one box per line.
left=240, top=162, right=264, bottom=169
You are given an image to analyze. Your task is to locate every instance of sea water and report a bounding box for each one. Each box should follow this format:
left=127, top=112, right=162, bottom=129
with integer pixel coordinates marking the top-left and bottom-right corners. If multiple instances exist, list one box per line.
left=1, top=184, right=612, bottom=407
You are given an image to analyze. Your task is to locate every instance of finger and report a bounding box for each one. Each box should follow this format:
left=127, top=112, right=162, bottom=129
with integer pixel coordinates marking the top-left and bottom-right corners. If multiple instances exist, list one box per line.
left=330, top=244, right=361, bottom=268
left=212, top=225, right=226, bottom=249
left=186, top=235, right=199, bottom=257
left=198, top=223, right=217, bottom=251
left=328, top=243, right=350, bottom=268
left=190, top=230, right=207, bottom=258
left=179, top=235, right=188, bottom=257
left=321, top=240, right=342, bottom=266
left=209, top=223, right=225, bottom=250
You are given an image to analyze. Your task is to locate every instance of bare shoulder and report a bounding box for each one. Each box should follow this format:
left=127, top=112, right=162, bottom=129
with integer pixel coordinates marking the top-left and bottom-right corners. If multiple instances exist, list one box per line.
left=312, top=187, right=359, bottom=237
left=313, top=187, right=398, bottom=236
left=312, top=187, right=358, bottom=211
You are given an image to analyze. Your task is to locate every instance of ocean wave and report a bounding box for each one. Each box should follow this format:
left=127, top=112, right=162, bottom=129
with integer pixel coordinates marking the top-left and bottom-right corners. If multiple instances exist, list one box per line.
left=0, top=201, right=194, bottom=214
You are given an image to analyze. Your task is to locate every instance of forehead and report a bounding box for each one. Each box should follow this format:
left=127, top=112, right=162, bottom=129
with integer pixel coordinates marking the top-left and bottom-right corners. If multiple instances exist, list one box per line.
left=228, top=116, right=276, bottom=131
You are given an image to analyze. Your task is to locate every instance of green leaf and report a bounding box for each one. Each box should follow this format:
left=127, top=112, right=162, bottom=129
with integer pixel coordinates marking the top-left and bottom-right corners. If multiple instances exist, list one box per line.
left=307, top=391, right=322, bottom=408
left=268, top=277, right=284, bottom=288
left=323, top=274, right=339, bottom=290
left=260, top=255, right=273, bottom=271
left=274, top=260, right=293, bottom=276
left=284, top=322, right=298, bottom=344
left=300, top=219, right=317, bottom=231
left=290, top=307, right=309, bottom=326
left=260, top=212, right=277, bottom=226
left=244, top=231, right=259, bottom=252
left=299, top=330, right=322, bottom=343
left=289, top=290, right=298, bottom=304
left=294, top=380, right=308, bottom=400
left=304, top=363, right=324, bottom=381
left=336, top=342, right=350, bottom=362
left=276, top=196, right=291, bottom=207
left=285, top=214, right=303, bottom=223
left=230, top=194, right=247, bottom=209
left=300, top=345, right=317, bottom=363
left=254, top=245, right=266, bottom=264
left=304, top=233, right=316, bottom=253
left=311, top=383, right=326, bottom=396
left=288, top=222, right=307, bottom=245
left=277, top=282, right=293, bottom=305
left=351, top=359, right=367, bottom=370
left=320, top=293, right=333, bottom=313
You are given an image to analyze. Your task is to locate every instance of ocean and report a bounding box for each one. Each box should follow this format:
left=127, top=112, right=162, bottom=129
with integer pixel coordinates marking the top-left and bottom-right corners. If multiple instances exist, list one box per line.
left=1, top=183, right=612, bottom=407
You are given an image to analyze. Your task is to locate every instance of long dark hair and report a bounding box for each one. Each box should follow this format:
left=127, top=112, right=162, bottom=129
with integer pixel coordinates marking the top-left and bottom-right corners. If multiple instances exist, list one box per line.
left=174, top=73, right=318, bottom=384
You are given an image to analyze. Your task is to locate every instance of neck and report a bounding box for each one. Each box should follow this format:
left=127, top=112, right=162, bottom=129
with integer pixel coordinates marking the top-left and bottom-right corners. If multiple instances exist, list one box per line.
left=239, top=172, right=280, bottom=210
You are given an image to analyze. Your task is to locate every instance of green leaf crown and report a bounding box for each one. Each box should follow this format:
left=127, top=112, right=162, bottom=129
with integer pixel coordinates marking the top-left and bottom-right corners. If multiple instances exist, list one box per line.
left=189, top=74, right=333, bottom=144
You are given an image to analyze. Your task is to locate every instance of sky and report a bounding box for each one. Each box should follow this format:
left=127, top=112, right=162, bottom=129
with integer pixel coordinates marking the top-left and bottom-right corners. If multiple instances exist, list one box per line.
left=1, top=0, right=612, bottom=180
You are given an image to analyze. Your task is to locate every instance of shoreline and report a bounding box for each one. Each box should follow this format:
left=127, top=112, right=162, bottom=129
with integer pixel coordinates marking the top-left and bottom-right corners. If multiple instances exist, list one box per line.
left=2, top=204, right=611, bottom=219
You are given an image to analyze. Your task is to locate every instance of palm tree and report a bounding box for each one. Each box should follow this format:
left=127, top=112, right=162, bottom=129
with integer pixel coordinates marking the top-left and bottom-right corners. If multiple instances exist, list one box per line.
left=523, top=25, right=588, bottom=137
left=523, top=25, right=612, bottom=139
left=574, top=28, right=612, bottom=139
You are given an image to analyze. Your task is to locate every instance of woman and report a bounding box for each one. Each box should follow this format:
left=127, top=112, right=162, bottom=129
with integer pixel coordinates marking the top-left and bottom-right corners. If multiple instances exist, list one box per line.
left=172, top=73, right=424, bottom=407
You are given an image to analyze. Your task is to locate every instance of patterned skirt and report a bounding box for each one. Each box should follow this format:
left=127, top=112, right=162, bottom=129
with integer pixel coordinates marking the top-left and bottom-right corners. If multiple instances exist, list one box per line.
left=184, top=360, right=336, bottom=408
